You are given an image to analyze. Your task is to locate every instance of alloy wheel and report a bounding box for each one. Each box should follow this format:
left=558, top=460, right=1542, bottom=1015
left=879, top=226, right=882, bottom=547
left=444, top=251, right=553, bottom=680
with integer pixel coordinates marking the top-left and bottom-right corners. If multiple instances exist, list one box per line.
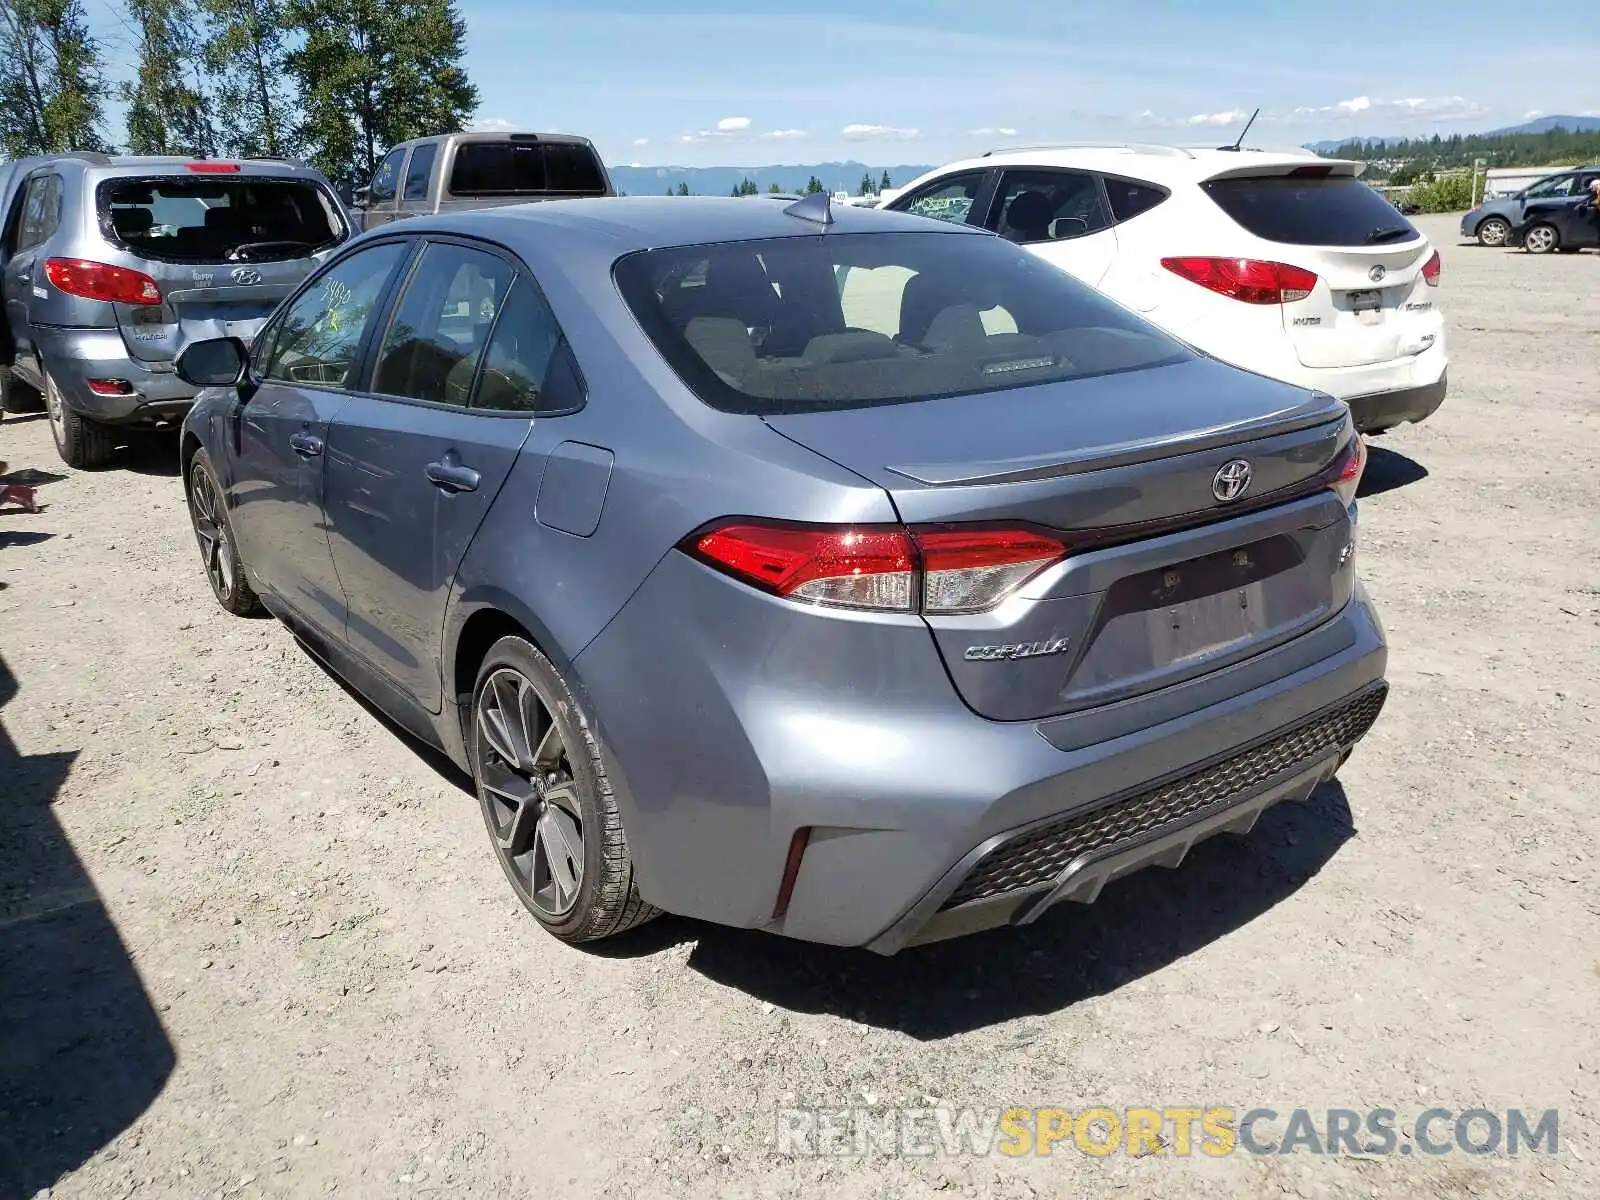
left=1525, top=225, right=1558, bottom=253
left=1478, top=218, right=1508, bottom=247
left=188, top=466, right=235, bottom=600
left=474, top=667, right=585, bottom=919
left=44, top=373, right=65, bottom=440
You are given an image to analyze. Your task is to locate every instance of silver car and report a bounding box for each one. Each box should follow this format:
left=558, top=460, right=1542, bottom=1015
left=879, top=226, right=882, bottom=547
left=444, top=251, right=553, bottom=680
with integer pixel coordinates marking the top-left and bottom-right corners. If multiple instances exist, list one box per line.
left=175, top=195, right=1387, bottom=953
left=0, top=153, right=351, bottom=467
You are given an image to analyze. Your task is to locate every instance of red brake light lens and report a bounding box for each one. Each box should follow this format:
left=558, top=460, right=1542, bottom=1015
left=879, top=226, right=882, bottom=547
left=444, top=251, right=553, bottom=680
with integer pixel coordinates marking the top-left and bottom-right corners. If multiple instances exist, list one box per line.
left=687, top=521, right=1067, bottom=613
left=1160, top=257, right=1318, bottom=305
left=1422, top=249, right=1441, bottom=287
left=1323, top=433, right=1368, bottom=508
left=185, top=162, right=241, bottom=173
left=43, top=258, right=162, bottom=306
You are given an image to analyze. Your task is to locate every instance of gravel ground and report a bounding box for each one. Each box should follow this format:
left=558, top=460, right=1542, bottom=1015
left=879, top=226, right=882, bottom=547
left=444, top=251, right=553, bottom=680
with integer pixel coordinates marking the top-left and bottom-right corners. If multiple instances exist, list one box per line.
left=2, top=215, right=1597, bottom=1200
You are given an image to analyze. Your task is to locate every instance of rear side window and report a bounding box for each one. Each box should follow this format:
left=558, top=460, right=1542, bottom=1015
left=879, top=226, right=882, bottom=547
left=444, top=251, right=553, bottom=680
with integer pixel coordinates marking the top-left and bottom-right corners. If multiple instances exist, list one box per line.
left=993, top=169, right=1109, bottom=243
left=1202, top=174, right=1417, bottom=247
left=473, top=277, right=566, bottom=412
left=448, top=141, right=608, bottom=197
left=1104, top=177, right=1168, bottom=223
left=614, top=231, right=1188, bottom=416
left=100, top=177, right=344, bottom=264
left=373, top=242, right=516, bottom=406
left=403, top=144, right=437, bottom=201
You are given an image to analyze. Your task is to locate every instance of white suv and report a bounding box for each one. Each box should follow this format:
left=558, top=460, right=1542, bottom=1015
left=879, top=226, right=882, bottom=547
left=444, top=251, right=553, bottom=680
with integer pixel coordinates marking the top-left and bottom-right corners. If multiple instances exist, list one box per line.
left=883, top=144, right=1446, bottom=434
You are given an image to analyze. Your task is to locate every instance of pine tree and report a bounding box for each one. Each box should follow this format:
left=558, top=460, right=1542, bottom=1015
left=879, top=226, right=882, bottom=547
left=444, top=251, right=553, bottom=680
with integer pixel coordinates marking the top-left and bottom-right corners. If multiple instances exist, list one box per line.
left=201, top=0, right=294, bottom=157
left=124, top=0, right=214, bottom=155
left=767, top=182, right=781, bottom=194
left=805, top=175, right=823, bottom=195
left=0, top=0, right=109, bottom=155
left=287, top=0, right=478, bottom=185
left=859, top=171, right=875, bottom=196
left=674, top=181, right=689, bottom=196
left=879, top=169, right=893, bottom=191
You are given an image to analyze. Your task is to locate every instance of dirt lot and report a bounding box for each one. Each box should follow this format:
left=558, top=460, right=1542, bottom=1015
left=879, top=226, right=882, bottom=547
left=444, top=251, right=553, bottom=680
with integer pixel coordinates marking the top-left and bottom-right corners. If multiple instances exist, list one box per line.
left=2, top=214, right=1598, bottom=1199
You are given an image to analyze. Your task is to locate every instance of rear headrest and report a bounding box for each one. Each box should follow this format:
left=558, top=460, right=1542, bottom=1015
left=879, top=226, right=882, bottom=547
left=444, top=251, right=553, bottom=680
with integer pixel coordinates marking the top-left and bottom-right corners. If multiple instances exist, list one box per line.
left=112, top=207, right=154, bottom=236
left=204, top=205, right=240, bottom=230
left=1003, top=190, right=1054, bottom=236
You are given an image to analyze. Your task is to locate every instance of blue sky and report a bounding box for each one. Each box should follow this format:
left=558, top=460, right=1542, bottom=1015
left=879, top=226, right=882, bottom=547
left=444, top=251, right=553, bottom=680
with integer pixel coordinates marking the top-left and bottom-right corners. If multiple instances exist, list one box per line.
left=88, top=0, right=1600, bottom=165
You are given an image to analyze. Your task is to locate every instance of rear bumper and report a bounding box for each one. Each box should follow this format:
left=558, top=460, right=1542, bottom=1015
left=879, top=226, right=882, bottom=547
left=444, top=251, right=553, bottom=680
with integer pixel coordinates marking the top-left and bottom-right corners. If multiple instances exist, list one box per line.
left=575, top=546, right=1389, bottom=952
left=1345, top=372, right=1448, bottom=433
left=30, top=326, right=196, bottom=424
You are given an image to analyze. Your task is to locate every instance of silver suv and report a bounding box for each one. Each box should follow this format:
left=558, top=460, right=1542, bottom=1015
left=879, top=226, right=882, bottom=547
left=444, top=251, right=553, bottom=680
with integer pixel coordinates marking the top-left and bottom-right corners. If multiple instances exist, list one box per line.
left=0, top=153, right=351, bottom=468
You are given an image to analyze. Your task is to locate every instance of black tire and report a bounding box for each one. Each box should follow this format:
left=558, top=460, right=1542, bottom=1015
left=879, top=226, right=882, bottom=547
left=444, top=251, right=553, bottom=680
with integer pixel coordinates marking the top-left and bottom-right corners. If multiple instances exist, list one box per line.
left=43, top=369, right=116, bottom=468
left=471, top=635, right=659, bottom=944
left=1522, top=223, right=1560, bottom=255
left=1475, top=216, right=1510, bottom=248
left=185, top=448, right=262, bottom=616
left=0, top=366, right=44, bottom=414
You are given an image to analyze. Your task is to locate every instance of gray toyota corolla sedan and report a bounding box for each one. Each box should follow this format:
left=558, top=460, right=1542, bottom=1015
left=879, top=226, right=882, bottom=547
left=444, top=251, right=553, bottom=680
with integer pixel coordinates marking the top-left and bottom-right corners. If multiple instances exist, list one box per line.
left=174, top=194, right=1387, bottom=953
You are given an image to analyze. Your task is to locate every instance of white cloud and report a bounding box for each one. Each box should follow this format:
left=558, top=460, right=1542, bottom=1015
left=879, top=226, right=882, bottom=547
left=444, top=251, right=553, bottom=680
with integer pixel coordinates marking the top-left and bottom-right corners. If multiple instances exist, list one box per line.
left=1523, top=109, right=1545, bottom=121
left=841, top=123, right=920, bottom=141
left=1185, top=108, right=1251, bottom=127
left=759, top=129, right=808, bottom=140
left=716, top=116, right=752, bottom=132
left=468, top=116, right=517, bottom=133
left=678, top=133, right=708, bottom=144
left=1286, top=95, right=1491, bottom=124
left=969, top=126, right=1018, bottom=137
left=632, top=137, right=649, bottom=146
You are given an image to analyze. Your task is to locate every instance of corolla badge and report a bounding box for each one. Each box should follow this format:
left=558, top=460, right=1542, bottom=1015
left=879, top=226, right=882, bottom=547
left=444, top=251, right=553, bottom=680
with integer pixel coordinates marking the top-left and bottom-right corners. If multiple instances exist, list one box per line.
left=230, top=266, right=262, bottom=285
left=963, top=637, right=1071, bottom=662
left=1212, top=459, right=1253, bottom=503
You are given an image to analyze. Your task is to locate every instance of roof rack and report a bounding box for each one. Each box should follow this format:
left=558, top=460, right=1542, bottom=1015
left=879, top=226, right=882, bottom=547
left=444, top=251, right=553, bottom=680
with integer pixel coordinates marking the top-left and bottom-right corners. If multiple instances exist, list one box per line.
left=981, top=142, right=1195, bottom=159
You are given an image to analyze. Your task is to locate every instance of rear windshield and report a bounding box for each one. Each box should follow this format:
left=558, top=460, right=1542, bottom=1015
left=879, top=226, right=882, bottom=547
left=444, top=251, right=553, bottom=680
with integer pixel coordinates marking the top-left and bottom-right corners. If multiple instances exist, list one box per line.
left=1202, top=174, right=1418, bottom=247
left=99, top=177, right=344, bottom=264
left=614, top=231, right=1189, bottom=415
left=448, top=141, right=608, bottom=197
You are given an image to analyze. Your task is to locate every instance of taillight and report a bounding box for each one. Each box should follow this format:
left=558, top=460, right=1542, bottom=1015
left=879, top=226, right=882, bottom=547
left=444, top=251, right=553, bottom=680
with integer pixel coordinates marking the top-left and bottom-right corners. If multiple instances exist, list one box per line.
left=686, top=521, right=1067, bottom=614
left=44, top=258, right=162, bottom=306
left=1161, top=257, right=1318, bottom=304
left=1422, top=249, right=1441, bottom=287
left=1323, top=433, right=1367, bottom=508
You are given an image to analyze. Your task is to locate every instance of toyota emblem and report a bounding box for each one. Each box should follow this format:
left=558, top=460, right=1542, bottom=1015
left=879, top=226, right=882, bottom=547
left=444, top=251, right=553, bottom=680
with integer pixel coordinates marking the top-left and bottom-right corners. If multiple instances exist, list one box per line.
left=230, top=266, right=262, bottom=285
left=1368, top=265, right=1387, bottom=284
left=1212, top=459, right=1253, bottom=503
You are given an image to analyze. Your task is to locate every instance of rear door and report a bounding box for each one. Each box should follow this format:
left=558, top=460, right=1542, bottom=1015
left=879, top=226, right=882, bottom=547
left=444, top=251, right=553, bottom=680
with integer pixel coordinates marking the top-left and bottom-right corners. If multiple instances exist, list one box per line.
left=322, top=237, right=561, bottom=711
left=986, top=167, right=1120, bottom=286
left=1201, top=164, right=1443, bottom=371
left=3, top=172, right=61, bottom=376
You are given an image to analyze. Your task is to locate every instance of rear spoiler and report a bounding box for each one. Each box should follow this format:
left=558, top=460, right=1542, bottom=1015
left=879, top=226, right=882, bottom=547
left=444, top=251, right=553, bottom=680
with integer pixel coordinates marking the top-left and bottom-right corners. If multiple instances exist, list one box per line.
left=1202, top=158, right=1367, bottom=183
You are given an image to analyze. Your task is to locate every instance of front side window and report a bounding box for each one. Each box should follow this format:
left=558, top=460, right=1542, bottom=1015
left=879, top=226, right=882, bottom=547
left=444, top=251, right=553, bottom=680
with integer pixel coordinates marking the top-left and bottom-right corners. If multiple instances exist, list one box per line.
left=372, top=242, right=516, bottom=406
left=17, top=175, right=61, bottom=251
left=892, top=171, right=990, bottom=226
left=370, top=148, right=406, bottom=203
left=993, top=169, right=1109, bottom=244
left=264, top=241, right=409, bottom=387
left=615, top=231, right=1188, bottom=415
left=403, top=143, right=437, bottom=201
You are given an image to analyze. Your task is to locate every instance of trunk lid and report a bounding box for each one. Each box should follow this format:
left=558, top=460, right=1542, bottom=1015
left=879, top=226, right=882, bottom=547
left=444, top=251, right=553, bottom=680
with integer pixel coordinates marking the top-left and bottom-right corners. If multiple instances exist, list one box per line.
left=763, top=357, right=1356, bottom=721
left=118, top=255, right=330, bottom=363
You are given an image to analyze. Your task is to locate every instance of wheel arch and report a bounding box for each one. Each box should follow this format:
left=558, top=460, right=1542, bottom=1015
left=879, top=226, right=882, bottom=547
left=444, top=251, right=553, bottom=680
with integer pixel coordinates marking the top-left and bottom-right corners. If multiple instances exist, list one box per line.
left=446, top=590, right=593, bottom=749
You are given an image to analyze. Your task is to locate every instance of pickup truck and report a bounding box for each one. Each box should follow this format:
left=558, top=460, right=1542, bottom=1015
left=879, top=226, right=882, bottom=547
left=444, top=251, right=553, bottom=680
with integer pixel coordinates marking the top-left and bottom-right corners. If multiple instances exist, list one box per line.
left=352, top=131, right=615, bottom=231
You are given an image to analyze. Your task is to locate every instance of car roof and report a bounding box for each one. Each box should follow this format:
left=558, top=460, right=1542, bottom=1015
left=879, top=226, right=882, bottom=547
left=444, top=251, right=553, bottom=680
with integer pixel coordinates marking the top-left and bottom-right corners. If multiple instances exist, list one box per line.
left=411, top=195, right=985, bottom=252
left=899, top=144, right=1357, bottom=188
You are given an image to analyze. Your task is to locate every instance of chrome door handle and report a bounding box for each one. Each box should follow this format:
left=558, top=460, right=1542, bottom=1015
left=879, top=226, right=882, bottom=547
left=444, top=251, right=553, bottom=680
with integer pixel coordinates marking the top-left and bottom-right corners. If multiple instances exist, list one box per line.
left=288, top=431, right=323, bottom=458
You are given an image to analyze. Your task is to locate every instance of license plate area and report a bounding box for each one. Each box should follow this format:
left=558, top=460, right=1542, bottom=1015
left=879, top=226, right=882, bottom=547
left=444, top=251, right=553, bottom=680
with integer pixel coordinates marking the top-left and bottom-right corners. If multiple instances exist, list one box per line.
left=1064, top=535, right=1326, bottom=701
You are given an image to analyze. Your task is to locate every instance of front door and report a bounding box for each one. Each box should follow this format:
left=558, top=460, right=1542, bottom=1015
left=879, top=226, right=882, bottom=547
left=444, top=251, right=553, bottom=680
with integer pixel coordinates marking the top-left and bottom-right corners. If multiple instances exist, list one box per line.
left=361, top=147, right=407, bottom=231
left=227, top=239, right=412, bottom=636
left=3, top=173, right=62, bottom=382
left=323, top=239, right=562, bottom=711
left=988, top=167, right=1120, bottom=287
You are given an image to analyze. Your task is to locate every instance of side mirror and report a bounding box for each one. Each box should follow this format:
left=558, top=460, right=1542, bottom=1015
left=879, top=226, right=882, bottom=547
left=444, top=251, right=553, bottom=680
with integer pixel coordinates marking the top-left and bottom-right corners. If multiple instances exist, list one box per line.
left=352, top=185, right=371, bottom=207
left=176, top=337, right=249, bottom=387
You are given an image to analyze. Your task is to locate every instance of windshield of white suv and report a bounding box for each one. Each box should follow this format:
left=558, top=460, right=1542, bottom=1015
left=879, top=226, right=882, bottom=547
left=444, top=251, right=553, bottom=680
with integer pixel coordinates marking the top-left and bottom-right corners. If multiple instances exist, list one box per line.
left=615, top=231, right=1190, bottom=415
left=99, top=177, right=345, bottom=264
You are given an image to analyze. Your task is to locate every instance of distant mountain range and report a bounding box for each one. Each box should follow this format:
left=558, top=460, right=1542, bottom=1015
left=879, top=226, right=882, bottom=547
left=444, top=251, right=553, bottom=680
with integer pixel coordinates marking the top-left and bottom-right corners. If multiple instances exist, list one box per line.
left=606, top=161, right=935, bottom=197
left=1306, top=114, right=1600, bottom=153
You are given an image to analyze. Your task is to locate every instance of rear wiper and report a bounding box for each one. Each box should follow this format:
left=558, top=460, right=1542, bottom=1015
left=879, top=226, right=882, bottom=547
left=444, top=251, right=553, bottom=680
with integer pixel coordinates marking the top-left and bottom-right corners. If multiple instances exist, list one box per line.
left=1365, top=225, right=1412, bottom=244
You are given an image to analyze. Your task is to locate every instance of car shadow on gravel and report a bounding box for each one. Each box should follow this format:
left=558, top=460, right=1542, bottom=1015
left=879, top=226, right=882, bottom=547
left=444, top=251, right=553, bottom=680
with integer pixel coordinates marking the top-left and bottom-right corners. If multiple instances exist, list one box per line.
left=120, top=431, right=182, bottom=478
left=646, top=782, right=1356, bottom=1040
left=0, top=652, right=175, bottom=1197
left=1358, top=445, right=1429, bottom=499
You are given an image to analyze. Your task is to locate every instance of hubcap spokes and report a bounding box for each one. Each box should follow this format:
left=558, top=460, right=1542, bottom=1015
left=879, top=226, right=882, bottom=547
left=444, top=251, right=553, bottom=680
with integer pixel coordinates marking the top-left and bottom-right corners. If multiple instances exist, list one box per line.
left=190, top=473, right=233, bottom=595
left=45, top=378, right=63, bottom=435
left=477, top=668, right=583, bottom=918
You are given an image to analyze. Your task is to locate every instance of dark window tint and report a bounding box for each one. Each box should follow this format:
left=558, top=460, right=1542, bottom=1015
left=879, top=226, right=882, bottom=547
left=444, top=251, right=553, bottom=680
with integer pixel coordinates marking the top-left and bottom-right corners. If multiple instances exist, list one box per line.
left=473, top=277, right=565, bottom=412
left=100, top=178, right=341, bottom=264
left=994, top=169, right=1108, bottom=243
left=615, top=231, right=1188, bottom=416
left=1202, top=174, right=1418, bottom=247
left=373, top=243, right=515, bottom=406
left=403, top=143, right=437, bottom=201
left=448, top=141, right=608, bottom=197
left=17, top=175, right=61, bottom=251
left=370, top=148, right=405, bottom=203
left=892, top=171, right=989, bottom=226
left=264, top=242, right=408, bottom=388
left=1105, top=177, right=1169, bottom=223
